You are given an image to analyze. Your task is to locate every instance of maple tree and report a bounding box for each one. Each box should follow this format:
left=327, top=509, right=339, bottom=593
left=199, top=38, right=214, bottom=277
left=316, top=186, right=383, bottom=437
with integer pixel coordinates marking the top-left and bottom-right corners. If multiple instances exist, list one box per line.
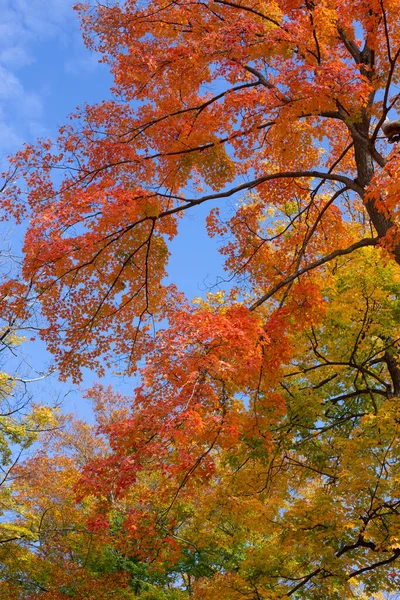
left=2, top=0, right=400, bottom=597
left=77, top=250, right=400, bottom=599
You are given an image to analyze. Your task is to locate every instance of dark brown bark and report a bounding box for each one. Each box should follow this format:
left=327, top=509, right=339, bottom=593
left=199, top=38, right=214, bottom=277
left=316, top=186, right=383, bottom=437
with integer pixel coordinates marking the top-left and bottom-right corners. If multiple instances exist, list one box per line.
left=347, top=38, right=400, bottom=265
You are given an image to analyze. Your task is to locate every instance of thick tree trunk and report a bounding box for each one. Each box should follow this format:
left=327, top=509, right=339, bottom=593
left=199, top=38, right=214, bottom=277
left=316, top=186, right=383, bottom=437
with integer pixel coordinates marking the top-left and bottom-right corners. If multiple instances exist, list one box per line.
left=353, top=135, right=400, bottom=264
left=348, top=40, right=400, bottom=265
left=351, top=117, right=400, bottom=396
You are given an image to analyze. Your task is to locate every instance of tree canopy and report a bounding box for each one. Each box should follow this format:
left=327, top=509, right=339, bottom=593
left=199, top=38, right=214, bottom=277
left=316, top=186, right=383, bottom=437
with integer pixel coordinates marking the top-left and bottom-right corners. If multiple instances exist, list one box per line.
left=3, top=0, right=400, bottom=597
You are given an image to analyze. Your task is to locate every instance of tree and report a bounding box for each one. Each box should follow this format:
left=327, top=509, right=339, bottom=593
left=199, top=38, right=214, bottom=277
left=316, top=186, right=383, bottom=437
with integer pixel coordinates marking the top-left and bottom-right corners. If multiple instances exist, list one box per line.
left=0, top=371, right=57, bottom=549
left=0, top=219, right=59, bottom=552
left=77, top=250, right=400, bottom=599
left=1, top=415, right=187, bottom=600
left=3, top=0, right=400, bottom=597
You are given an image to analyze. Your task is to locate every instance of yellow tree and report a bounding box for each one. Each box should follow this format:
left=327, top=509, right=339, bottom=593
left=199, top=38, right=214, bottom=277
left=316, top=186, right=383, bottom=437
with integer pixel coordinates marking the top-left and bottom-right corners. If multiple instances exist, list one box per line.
left=2, top=0, right=400, bottom=597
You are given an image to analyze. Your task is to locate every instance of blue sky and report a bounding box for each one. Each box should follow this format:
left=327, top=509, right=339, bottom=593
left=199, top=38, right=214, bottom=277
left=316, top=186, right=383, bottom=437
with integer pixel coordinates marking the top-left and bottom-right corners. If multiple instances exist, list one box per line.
left=0, top=0, right=224, bottom=417
left=0, top=0, right=106, bottom=153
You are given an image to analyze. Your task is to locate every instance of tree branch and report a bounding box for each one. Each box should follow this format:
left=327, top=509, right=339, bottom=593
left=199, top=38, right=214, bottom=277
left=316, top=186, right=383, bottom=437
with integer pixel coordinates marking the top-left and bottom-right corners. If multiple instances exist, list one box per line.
left=249, top=237, right=377, bottom=311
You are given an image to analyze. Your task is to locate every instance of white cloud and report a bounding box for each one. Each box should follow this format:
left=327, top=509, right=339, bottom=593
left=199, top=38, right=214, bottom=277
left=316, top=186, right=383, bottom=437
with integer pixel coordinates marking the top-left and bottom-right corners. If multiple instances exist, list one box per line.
left=0, top=65, right=24, bottom=100
left=0, top=0, right=94, bottom=154
left=0, top=117, right=23, bottom=151
left=5, top=0, right=73, bottom=38
left=0, top=45, right=33, bottom=69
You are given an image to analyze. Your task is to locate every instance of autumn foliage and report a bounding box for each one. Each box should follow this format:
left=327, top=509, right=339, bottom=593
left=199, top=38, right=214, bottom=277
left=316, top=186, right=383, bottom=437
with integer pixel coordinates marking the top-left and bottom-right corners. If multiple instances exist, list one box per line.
left=3, top=0, right=400, bottom=597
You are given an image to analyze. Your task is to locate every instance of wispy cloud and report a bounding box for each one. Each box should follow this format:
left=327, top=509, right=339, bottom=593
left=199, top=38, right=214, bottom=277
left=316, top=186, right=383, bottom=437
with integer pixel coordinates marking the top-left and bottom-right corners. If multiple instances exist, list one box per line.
left=0, top=0, right=99, bottom=155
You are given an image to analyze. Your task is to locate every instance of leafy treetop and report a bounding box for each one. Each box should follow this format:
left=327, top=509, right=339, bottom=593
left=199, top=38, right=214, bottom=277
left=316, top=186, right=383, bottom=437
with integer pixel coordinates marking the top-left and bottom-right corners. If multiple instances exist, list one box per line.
left=2, top=0, right=399, bottom=378
left=2, top=0, right=400, bottom=597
